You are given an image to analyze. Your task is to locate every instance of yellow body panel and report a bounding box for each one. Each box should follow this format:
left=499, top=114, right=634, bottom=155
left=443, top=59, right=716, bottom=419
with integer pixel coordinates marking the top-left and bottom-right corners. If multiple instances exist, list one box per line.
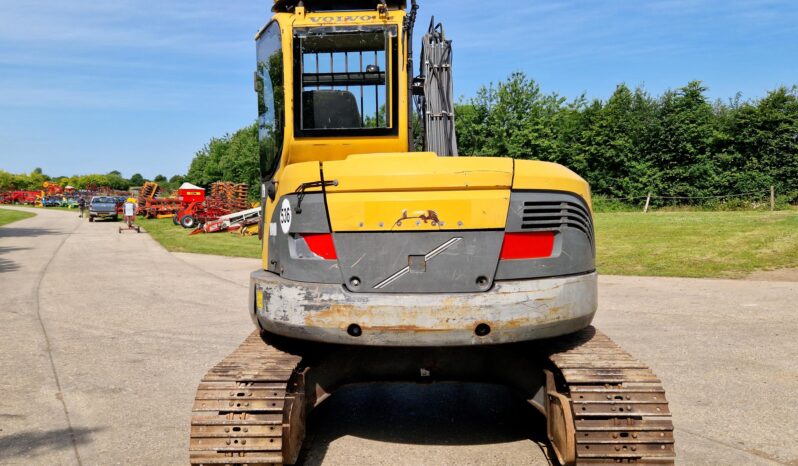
left=275, top=161, right=323, bottom=195
left=326, top=189, right=511, bottom=232
left=323, top=153, right=513, bottom=192
left=288, top=137, right=409, bottom=166
left=512, top=160, right=593, bottom=209
left=322, top=152, right=513, bottom=231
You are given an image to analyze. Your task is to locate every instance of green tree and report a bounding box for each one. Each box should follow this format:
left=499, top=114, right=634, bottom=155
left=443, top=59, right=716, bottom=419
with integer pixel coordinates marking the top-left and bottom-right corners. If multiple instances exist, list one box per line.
left=456, top=72, right=569, bottom=161
left=0, top=170, right=16, bottom=191
left=105, top=173, right=130, bottom=190
left=129, top=173, right=145, bottom=186
left=186, top=123, right=259, bottom=198
left=577, top=85, right=659, bottom=198
left=184, top=75, right=798, bottom=204
left=651, top=81, right=718, bottom=198
left=717, top=86, right=798, bottom=197
left=27, top=168, right=49, bottom=190
left=220, top=124, right=259, bottom=189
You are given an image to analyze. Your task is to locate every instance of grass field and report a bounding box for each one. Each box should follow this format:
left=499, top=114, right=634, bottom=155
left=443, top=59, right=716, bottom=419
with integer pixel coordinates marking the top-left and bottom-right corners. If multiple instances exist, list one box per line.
left=134, top=210, right=798, bottom=278
left=595, top=210, right=798, bottom=278
left=136, top=217, right=262, bottom=259
left=0, top=208, right=36, bottom=227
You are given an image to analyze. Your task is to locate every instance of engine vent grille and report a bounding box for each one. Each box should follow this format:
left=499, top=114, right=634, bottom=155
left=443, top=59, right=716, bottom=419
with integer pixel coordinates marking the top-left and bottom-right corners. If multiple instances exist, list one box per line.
left=521, top=201, right=594, bottom=245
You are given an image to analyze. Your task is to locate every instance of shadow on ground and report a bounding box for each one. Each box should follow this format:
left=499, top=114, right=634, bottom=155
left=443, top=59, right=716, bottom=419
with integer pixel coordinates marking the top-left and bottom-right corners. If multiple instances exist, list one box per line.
left=0, top=257, right=19, bottom=273
left=298, top=382, right=547, bottom=466
left=0, top=227, right=63, bottom=239
left=0, top=426, right=102, bottom=461
left=0, top=246, right=29, bottom=273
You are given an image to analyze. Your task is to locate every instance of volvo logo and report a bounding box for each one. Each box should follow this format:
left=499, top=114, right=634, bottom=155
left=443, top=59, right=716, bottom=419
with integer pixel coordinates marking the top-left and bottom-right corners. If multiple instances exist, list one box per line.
left=309, top=15, right=380, bottom=23
left=372, top=237, right=462, bottom=289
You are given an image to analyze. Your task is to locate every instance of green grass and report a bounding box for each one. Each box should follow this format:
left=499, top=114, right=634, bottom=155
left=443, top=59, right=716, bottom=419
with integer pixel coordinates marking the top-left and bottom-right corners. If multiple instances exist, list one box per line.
left=0, top=208, right=36, bottom=227
left=136, top=217, right=261, bottom=259
left=134, top=209, right=798, bottom=278
left=595, top=210, right=798, bottom=278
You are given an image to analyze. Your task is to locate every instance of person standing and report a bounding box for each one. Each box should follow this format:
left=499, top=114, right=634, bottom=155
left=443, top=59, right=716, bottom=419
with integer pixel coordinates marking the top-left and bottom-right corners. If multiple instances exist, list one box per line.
left=78, top=197, right=86, bottom=218
left=123, top=199, right=136, bottom=228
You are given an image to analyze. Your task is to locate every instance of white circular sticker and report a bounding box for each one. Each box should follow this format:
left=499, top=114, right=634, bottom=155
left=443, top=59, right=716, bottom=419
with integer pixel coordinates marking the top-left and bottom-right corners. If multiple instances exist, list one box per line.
left=279, top=198, right=292, bottom=234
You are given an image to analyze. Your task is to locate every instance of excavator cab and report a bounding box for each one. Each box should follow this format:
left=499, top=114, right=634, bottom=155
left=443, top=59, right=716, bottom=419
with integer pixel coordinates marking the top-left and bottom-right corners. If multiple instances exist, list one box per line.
left=190, top=2, right=675, bottom=465
left=255, top=2, right=409, bottom=185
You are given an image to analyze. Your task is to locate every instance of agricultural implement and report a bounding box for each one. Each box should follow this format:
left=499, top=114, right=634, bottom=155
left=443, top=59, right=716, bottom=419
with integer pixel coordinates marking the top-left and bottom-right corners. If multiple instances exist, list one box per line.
left=137, top=182, right=160, bottom=204
left=175, top=182, right=251, bottom=229
left=134, top=181, right=180, bottom=218
left=191, top=207, right=261, bottom=235
left=0, top=191, right=39, bottom=205
left=141, top=198, right=182, bottom=219
left=189, top=1, right=675, bottom=465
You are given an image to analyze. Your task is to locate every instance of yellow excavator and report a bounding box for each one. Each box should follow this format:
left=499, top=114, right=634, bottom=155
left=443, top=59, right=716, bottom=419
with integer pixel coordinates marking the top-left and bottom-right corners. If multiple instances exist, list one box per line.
left=189, top=1, right=675, bottom=464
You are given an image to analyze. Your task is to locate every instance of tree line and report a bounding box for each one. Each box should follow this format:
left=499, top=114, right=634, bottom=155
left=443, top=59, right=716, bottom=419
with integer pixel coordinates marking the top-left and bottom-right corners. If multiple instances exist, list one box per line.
left=185, top=124, right=260, bottom=197
left=183, top=73, right=797, bottom=205
left=5, top=73, right=795, bottom=206
left=0, top=168, right=185, bottom=193
left=457, top=73, right=798, bottom=204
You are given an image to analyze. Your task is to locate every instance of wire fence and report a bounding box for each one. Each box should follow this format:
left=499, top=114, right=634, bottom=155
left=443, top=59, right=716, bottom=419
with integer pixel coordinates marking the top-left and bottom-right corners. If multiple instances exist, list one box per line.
left=602, top=190, right=768, bottom=201
left=596, top=186, right=785, bottom=212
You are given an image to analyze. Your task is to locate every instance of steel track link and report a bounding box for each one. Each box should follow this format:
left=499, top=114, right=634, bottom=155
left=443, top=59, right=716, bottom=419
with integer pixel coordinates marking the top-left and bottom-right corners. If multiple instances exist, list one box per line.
left=545, top=326, right=675, bottom=465
left=190, top=326, right=673, bottom=466
left=190, top=332, right=303, bottom=466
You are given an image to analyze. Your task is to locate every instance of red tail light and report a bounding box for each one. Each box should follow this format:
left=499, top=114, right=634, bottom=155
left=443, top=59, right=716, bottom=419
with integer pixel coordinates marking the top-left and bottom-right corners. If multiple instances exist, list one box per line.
left=301, top=233, right=337, bottom=260
left=500, top=232, right=555, bottom=260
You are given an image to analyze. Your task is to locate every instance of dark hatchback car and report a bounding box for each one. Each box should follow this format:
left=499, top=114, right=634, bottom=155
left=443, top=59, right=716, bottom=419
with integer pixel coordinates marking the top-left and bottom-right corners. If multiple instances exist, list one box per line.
left=89, top=196, right=119, bottom=222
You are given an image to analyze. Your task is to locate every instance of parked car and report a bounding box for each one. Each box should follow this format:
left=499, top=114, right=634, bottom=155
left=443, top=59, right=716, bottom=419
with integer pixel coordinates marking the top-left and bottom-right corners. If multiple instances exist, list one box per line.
left=42, top=196, right=63, bottom=207
left=89, top=196, right=119, bottom=222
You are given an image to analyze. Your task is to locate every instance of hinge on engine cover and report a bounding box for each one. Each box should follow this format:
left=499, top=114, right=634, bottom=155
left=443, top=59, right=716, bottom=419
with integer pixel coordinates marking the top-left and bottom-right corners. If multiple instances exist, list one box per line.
left=293, top=179, right=337, bottom=214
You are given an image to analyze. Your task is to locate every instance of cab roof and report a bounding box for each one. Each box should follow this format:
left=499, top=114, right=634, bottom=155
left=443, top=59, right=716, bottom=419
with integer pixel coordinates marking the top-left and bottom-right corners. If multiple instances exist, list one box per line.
left=272, top=0, right=407, bottom=13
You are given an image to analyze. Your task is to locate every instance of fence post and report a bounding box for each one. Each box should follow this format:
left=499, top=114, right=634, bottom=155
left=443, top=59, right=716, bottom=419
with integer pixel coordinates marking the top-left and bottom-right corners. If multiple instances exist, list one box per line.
left=770, top=186, right=775, bottom=211
left=643, top=193, right=652, bottom=213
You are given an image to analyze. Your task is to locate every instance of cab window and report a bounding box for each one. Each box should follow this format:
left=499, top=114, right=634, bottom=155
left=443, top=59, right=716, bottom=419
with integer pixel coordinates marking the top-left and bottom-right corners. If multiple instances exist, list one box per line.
left=256, top=21, right=285, bottom=180
left=294, top=26, right=398, bottom=137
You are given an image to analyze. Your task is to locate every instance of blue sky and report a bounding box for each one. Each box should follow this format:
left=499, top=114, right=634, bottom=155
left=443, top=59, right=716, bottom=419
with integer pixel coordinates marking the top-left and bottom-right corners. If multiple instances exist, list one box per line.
left=1, top=0, right=796, bottom=178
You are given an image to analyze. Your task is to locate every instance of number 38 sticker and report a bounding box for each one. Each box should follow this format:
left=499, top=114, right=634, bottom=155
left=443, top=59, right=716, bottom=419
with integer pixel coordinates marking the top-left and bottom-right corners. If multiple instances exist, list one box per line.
left=279, top=198, right=292, bottom=234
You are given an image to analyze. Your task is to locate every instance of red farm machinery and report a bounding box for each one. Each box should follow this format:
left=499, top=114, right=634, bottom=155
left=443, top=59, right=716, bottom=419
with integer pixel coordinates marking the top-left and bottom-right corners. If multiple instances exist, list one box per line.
left=130, top=180, right=258, bottom=233
left=136, top=182, right=181, bottom=219
left=174, top=182, right=252, bottom=230
left=0, top=191, right=40, bottom=205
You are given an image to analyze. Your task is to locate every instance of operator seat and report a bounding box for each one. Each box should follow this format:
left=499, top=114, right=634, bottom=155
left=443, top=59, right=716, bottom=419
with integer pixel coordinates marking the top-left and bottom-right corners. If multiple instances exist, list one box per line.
left=302, top=90, right=362, bottom=129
